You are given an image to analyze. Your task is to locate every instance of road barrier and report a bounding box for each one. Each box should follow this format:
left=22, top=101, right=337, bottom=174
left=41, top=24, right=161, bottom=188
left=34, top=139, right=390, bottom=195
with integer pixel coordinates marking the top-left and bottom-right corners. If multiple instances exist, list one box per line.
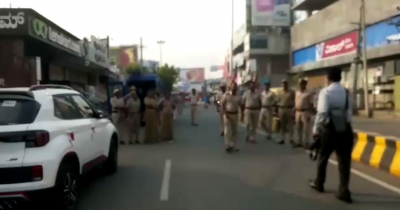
left=352, top=132, right=400, bottom=178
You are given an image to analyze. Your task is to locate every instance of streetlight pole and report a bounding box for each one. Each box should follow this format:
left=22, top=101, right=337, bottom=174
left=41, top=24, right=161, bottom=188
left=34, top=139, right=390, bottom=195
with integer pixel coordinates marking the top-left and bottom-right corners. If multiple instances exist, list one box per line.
left=157, top=40, right=165, bottom=67
left=361, top=0, right=372, bottom=117
left=230, top=0, right=234, bottom=78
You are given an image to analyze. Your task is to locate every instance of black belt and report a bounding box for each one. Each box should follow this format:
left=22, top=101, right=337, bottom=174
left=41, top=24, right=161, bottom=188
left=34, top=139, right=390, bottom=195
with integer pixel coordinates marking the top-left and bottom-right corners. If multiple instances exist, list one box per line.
left=226, top=111, right=238, bottom=114
left=245, top=107, right=260, bottom=110
left=296, top=108, right=310, bottom=112
left=262, top=106, right=273, bottom=109
left=279, top=106, right=294, bottom=109
left=112, top=111, right=118, bottom=113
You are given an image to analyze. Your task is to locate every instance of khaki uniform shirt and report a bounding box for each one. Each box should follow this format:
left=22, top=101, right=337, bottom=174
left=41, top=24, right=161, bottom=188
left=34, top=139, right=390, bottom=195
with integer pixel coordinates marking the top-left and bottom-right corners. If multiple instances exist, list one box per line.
left=144, top=97, right=158, bottom=110
left=126, top=98, right=141, bottom=113
left=111, top=97, right=125, bottom=112
left=221, top=92, right=241, bottom=112
left=242, top=90, right=261, bottom=108
left=190, top=93, right=198, bottom=105
left=278, top=90, right=295, bottom=108
left=216, top=92, right=224, bottom=105
left=161, top=99, right=174, bottom=114
left=261, top=91, right=276, bottom=107
left=295, top=90, right=313, bottom=111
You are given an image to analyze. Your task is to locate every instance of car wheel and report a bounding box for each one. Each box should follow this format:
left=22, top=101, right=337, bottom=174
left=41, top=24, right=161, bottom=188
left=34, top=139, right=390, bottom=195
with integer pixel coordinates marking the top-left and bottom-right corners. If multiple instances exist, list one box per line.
left=52, top=163, right=79, bottom=210
left=104, top=139, right=118, bottom=175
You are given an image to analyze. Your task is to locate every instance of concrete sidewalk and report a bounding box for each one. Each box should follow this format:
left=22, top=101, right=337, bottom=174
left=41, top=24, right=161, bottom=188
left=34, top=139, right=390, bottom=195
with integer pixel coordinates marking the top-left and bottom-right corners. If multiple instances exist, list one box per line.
left=352, top=117, right=400, bottom=139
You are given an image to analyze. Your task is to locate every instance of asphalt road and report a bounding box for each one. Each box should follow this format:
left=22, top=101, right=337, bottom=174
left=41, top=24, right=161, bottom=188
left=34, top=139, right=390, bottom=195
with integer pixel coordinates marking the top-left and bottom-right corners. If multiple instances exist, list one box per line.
left=79, top=106, right=400, bottom=210
left=352, top=117, right=400, bottom=138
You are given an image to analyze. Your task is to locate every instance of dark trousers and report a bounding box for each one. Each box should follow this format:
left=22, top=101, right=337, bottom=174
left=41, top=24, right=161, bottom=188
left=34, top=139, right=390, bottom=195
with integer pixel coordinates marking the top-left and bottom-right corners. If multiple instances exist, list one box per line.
left=315, top=123, right=354, bottom=196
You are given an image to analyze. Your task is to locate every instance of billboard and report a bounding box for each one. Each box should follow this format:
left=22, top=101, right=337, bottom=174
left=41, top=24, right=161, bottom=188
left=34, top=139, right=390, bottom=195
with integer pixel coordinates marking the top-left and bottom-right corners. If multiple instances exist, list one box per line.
left=251, top=0, right=291, bottom=26
left=109, top=45, right=138, bottom=71
left=179, top=68, right=205, bottom=83
left=206, top=65, right=224, bottom=80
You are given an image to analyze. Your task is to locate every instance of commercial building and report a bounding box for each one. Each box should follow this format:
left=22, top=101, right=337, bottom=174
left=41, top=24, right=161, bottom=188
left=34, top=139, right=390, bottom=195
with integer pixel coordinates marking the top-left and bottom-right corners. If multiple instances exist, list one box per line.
left=291, top=0, right=400, bottom=111
left=228, top=0, right=291, bottom=87
left=0, top=8, right=115, bottom=100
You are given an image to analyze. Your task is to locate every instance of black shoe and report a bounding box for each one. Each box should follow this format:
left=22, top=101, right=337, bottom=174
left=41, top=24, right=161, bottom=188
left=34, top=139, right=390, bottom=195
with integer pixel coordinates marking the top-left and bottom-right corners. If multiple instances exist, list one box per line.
left=129, top=142, right=134, bottom=145
left=278, top=140, right=284, bottom=145
left=120, top=141, right=126, bottom=145
left=135, top=141, right=141, bottom=144
left=225, top=147, right=233, bottom=153
left=220, top=131, right=224, bottom=136
left=335, top=193, right=353, bottom=204
left=309, top=180, right=324, bottom=193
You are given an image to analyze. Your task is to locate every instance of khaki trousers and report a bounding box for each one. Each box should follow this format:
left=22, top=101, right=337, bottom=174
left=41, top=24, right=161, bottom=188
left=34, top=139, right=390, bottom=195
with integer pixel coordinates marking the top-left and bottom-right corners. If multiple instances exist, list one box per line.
left=219, top=109, right=224, bottom=132
left=224, top=113, right=238, bottom=146
left=295, top=111, right=312, bottom=146
left=190, top=105, right=197, bottom=124
left=279, top=108, right=294, bottom=142
left=244, top=109, right=260, bottom=140
left=127, top=113, right=140, bottom=143
left=259, top=107, right=273, bottom=136
left=112, top=113, right=127, bottom=142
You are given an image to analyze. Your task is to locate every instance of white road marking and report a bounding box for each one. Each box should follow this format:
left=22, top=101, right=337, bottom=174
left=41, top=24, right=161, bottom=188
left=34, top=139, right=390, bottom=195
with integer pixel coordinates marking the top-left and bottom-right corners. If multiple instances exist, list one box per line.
left=329, top=159, right=400, bottom=195
left=160, top=159, right=172, bottom=201
left=239, top=123, right=400, bottom=195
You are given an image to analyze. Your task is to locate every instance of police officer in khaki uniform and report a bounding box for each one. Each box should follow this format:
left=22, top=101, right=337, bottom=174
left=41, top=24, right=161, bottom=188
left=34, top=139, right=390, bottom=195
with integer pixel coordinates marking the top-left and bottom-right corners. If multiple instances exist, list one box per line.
left=221, top=81, right=241, bottom=152
left=259, top=81, right=276, bottom=140
left=215, top=82, right=226, bottom=136
left=241, top=81, right=261, bottom=143
left=177, top=91, right=184, bottom=115
left=277, top=79, right=295, bottom=145
left=126, top=86, right=141, bottom=144
left=190, top=88, right=200, bottom=126
left=294, top=78, right=314, bottom=148
left=111, top=89, right=134, bottom=145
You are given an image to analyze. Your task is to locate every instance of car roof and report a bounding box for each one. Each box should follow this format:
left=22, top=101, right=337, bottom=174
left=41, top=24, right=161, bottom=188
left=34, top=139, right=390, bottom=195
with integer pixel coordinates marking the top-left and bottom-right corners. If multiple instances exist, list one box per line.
left=0, top=87, right=81, bottom=98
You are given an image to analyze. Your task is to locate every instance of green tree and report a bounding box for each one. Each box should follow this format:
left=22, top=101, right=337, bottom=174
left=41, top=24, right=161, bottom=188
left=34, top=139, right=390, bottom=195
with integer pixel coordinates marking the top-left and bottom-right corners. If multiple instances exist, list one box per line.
left=157, top=64, right=179, bottom=92
left=125, top=63, right=149, bottom=74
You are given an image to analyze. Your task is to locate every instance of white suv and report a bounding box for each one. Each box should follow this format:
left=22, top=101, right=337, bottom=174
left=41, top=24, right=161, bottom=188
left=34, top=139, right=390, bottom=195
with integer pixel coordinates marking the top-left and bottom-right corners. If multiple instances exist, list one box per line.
left=0, top=85, right=119, bottom=210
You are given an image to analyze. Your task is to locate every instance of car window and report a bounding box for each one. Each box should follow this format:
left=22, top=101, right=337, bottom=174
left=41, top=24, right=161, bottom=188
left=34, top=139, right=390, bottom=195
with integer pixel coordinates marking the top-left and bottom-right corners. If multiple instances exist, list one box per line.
left=70, top=95, right=95, bottom=118
left=53, top=95, right=84, bottom=120
left=0, top=98, right=40, bottom=125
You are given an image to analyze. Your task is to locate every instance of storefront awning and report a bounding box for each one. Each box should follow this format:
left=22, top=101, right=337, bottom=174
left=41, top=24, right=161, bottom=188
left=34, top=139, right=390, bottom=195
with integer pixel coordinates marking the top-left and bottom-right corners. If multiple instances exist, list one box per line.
left=291, top=0, right=338, bottom=11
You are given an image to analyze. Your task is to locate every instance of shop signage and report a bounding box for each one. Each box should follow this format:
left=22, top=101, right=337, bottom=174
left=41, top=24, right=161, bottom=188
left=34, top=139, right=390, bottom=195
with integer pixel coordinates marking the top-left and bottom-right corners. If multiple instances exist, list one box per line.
left=315, top=32, right=358, bottom=61
left=32, top=18, right=81, bottom=55
left=0, top=12, right=25, bottom=29
left=81, top=36, right=109, bottom=68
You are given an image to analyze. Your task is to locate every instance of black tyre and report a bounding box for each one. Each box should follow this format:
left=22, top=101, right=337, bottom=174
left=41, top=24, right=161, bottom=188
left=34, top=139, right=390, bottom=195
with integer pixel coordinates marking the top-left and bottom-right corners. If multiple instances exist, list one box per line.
left=51, top=163, right=79, bottom=210
left=104, top=138, right=118, bottom=175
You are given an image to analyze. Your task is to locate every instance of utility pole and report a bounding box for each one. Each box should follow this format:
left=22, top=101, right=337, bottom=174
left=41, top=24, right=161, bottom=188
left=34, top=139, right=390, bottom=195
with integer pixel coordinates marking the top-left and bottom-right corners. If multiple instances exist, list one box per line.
left=351, top=0, right=371, bottom=117
left=361, top=0, right=372, bottom=118
left=230, top=0, right=234, bottom=78
left=157, top=40, right=165, bottom=67
left=139, top=37, right=146, bottom=72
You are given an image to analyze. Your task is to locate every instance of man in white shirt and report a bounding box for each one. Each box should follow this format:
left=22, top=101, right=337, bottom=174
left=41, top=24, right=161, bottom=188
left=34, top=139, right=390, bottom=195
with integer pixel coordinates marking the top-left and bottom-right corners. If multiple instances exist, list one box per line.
left=190, top=88, right=199, bottom=126
left=309, top=67, right=353, bottom=204
left=259, top=81, right=276, bottom=140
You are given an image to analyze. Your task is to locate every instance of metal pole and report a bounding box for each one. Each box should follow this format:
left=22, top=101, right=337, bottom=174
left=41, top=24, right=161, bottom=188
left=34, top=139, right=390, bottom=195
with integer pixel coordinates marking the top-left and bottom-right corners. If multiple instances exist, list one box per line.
left=361, top=0, right=372, bottom=117
left=140, top=37, right=143, bottom=72
left=157, top=40, right=165, bottom=67
left=230, top=0, right=234, bottom=77
left=351, top=4, right=363, bottom=114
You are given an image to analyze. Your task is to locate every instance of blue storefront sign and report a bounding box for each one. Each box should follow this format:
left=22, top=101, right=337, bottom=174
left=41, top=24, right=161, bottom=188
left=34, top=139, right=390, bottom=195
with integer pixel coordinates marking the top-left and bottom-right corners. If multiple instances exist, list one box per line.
left=292, top=45, right=316, bottom=66
left=292, top=15, right=400, bottom=67
left=364, top=15, right=400, bottom=49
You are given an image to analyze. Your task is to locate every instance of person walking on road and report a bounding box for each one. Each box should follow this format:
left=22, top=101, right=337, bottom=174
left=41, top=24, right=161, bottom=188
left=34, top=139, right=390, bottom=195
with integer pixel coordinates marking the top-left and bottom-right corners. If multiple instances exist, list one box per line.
left=309, top=67, right=353, bottom=203
left=111, top=89, right=134, bottom=145
left=176, top=91, right=184, bottom=115
left=241, top=81, right=261, bottom=143
left=159, top=92, right=175, bottom=142
left=259, top=81, right=276, bottom=140
left=294, top=78, right=314, bottom=148
left=126, top=86, right=141, bottom=144
left=215, top=82, right=226, bottom=136
left=143, top=90, right=160, bottom=144
left=189, top=88, right=200, bottom=126
left=277, top=79, right=295, bottom=145
left=221, top=81, right=241, bottom=152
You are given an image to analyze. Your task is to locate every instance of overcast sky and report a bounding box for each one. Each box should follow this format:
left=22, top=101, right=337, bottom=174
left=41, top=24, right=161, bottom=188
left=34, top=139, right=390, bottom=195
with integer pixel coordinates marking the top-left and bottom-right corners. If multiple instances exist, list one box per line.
left=2, top=0, right=247, bottom=68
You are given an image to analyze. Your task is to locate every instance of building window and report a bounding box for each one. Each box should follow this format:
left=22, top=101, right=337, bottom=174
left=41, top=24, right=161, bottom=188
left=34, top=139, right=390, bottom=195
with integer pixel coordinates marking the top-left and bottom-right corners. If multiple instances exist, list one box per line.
left=250, top=38, right=268, bottom=49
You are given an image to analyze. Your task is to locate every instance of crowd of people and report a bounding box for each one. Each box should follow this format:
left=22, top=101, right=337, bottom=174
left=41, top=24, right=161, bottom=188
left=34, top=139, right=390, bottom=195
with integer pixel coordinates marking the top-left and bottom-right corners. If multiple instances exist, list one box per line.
left=216, top=67, right=353, bottom=203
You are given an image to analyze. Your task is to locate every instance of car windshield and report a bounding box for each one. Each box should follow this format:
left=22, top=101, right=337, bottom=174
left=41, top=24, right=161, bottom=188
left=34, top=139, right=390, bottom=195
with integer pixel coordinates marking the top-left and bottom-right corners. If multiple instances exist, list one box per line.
left=0, top=98, right=40, bottom=125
